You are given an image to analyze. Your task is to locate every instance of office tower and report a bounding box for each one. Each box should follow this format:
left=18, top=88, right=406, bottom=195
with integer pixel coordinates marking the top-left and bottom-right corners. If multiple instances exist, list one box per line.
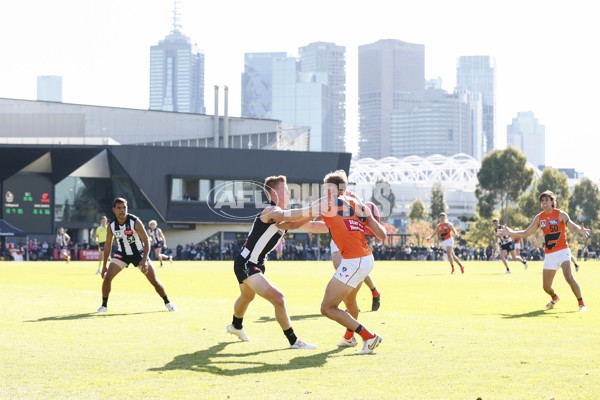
left=149, top=2, right=205, bottom=114
left=456, top=56, right=495, bottom=155
left=358, top=39, right=425, bottom=159
left=299, top=42, right=346, bottom=152
left=241, top=52, right=287, bottom=119
left=507, top=111, right=545, bottom=169
left=272, top=57, right=328, bottom=152
left=37, top=76, right=62, bottom=102
left=390, top=89, right=482, bottom=159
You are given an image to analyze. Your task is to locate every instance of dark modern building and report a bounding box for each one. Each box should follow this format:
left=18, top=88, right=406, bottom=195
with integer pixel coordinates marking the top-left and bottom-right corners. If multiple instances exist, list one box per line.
left=0, top=144, right=350, bottom=253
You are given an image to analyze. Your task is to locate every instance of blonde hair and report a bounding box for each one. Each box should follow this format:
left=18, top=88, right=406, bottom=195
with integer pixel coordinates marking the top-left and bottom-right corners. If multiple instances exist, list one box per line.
left=148, top=220, right=157, bottom=226
left=263, top=175, right=287, bottom=199
left=323, top=170, right=348, bottom=192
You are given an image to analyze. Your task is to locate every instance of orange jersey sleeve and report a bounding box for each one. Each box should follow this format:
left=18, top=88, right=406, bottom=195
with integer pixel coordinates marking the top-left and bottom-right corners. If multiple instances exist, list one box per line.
left=538, top=209, right=568, bottom=253
left=322, top=195, right=372, bottom=259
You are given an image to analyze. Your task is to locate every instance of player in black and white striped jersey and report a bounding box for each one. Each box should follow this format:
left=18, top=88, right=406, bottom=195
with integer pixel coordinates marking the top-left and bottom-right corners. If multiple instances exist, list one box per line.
left=226, top=175, right=328, bottom=349
left=95, top=197, right=176, bottom=313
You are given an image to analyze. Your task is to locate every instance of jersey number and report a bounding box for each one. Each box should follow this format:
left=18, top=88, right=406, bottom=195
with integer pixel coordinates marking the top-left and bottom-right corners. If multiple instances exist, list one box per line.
left=544, top=232, right=561, bottom=250
left=336, top=199, right=367, bottom=222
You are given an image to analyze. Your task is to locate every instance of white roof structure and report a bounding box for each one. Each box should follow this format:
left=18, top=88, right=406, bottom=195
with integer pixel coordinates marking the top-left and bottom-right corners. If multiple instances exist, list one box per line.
left=349, top=153, right=480, bottom=190
left=349, top=153, right=542, bottom=219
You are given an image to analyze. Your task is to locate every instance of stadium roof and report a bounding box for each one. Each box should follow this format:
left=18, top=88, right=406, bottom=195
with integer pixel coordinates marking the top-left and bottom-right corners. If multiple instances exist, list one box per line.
left=349, top=153, right=542, bottom=189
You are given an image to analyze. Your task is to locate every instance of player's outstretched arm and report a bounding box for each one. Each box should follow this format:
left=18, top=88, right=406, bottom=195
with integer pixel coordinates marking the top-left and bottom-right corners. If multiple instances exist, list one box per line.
left=276, top=215, right=315, bottom=230
left=299, top=220, right=329, bottom=234
left=562, top=211, right=591, bottom=238
left=500, top=215, right=540, bottom=238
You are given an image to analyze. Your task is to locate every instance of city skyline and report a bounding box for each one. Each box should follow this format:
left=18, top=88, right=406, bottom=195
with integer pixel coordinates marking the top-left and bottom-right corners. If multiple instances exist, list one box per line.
left=0, top=0, right=598, bottom=178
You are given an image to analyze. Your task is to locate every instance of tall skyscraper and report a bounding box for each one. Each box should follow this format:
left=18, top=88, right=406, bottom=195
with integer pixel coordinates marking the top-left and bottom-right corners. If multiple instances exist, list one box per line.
left=241, top=52, right=287, bottom=119
left=272, top=57, right=328, bottom=152
left=456, top=56, right=495, bottom=155
left=149, top=2, right=205, bottom=114
left=37, top=75, right=62, bottom=102
left=390, top=89, right=482, bottom=159
left=299, top=42, right=346, bottom=153
left=507, top=111, right=545, bottom=169
left=358, top=39, right=425, bottom=159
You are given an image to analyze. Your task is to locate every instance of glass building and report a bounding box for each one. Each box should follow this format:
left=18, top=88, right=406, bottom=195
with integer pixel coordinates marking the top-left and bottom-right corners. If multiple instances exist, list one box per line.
left=456, top=56, right=496, bottom=155
left=241, top=52, right=287, bottom=119
left=272, top=57, right=328, bottom=152
left=149, top=27, right=205, bottom=114
left=298, top=42, right=346, bottom=153
left=358, top=39, right=425, bottom=159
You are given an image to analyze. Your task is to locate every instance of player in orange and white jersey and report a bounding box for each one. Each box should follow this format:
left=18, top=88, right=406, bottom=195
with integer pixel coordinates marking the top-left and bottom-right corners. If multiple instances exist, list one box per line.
left=427, top=213, right=465, bottom=274
left=301, top=170, right=387, bottom=354
left=500, top=190, right=590, bottom=312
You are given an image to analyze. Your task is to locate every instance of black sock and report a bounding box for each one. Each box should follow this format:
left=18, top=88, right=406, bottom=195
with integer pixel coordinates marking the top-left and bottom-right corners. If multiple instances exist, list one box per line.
left=102, top=297, right=108, bottom=307
left=283, top=327, right=297, bottom=345
left=370, top=287, right=377, bottom=292
left=162, top=296, right=170, bottom=304
left=232, top=316, right=243, bottom=330
left=355, top=324, right=364, bottom=334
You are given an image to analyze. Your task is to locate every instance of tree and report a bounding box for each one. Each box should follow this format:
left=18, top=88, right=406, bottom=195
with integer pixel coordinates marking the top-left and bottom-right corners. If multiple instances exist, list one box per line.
left=429, top=182, right=446, bottom=219
left=408, top=199, right=427, bottom=222
left=569, top=177, right=600, bottom=226
left=462, top=214, right=495, bottom=248
left=536, top=168, right=570, bottom=211
left=406, top=221, right=434, bottom=246
left=475, top=147, right=534, bottom=222
left=370, top=180, right=396, bottom=221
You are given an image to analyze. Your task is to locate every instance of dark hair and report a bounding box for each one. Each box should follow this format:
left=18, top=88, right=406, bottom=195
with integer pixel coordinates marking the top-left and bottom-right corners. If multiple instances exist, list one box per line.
left=112, top=197, right=127, bottom=208
left=323, top=170, right=348, bottom=191
left=538, top=190, right=556, bottom=208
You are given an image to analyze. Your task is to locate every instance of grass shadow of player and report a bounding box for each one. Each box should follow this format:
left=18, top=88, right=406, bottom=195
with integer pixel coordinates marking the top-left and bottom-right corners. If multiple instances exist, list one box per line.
left=255, top=313, right=323, bottom=323
left=24, top=310, right=163, bottom=322
left=149, top=341, right=344, bottom=376
left=500, top=309, right=576, bottom=319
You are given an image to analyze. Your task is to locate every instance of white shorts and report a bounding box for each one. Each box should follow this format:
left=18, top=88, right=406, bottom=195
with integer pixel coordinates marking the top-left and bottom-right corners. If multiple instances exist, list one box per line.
left=442, top=237, right=454, bottom=248
left=543, top=248, right=571, bottom=271
left=330, top=239, right=339, bottom=254
left=514, top=243, right=521, bottom=250
left=333, top=254, right=374, bottom=288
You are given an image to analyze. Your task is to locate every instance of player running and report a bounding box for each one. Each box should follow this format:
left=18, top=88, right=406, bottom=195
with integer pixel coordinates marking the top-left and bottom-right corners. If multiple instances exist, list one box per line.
left=148, top=220, right=173, bottom=267
left=493, top=218, right=527, bottom=273
left=427, top=213, right=464, bottom=274
left=499, top=190, right=589, bottom=312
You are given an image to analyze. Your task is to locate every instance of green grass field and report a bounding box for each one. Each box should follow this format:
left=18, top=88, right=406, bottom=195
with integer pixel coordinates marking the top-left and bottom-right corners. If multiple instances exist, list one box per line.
left=1, top=259, right=599, bottom=400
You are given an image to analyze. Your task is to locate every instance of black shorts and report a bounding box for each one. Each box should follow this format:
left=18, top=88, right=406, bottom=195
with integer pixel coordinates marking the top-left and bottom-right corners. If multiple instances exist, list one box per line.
left=112, top=252, right=143, bottom=268
left=153, top=241, right=164, bottom=250
left=234, top=258, right=265, bottom=284
left=98, top=242, right=106, bottom=251
left=500, top=242, right=514, bottom=252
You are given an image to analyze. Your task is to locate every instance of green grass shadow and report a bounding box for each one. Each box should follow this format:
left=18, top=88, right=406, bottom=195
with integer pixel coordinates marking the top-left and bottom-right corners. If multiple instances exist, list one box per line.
left=25, top=311, right=163, bottom=322
left=500, top=309, right=576, bottom=319
left=149, top=342, right=345, bottom=376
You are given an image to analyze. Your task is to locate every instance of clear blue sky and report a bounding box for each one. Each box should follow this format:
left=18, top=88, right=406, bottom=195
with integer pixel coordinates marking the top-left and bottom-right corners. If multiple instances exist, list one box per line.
left=1, top=0, right=598, bottom=179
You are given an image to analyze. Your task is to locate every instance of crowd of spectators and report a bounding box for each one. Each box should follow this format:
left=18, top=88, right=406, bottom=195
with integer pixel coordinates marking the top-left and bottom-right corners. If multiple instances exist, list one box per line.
left=4, top=238, right=600, bottom=264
